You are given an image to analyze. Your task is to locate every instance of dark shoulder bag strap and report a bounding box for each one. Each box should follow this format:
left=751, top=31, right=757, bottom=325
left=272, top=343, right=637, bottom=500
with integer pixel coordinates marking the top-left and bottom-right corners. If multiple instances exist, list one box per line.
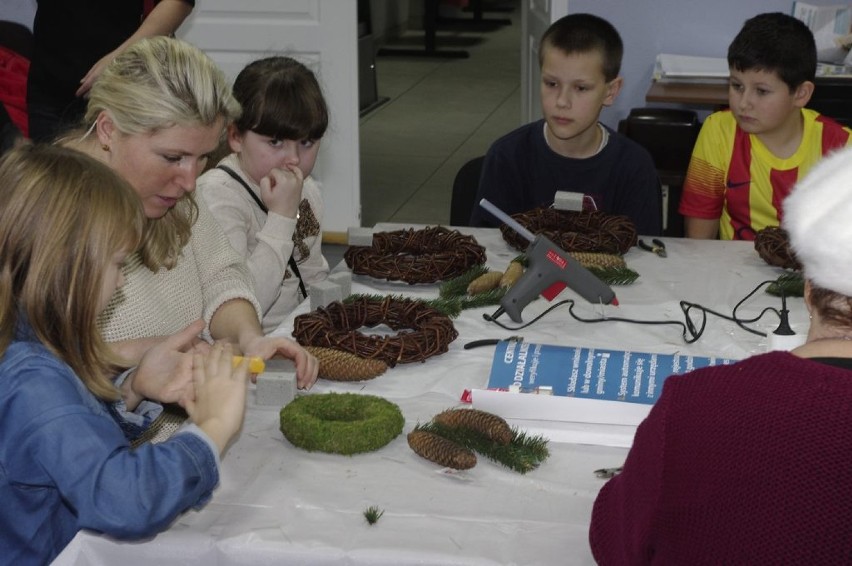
left=216, top=165, right=307, bottom=298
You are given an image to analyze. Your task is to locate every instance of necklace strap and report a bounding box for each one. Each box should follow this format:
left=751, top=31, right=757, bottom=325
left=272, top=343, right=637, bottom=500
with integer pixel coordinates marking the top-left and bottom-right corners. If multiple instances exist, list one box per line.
left=216, top=165, right=307, bottom=299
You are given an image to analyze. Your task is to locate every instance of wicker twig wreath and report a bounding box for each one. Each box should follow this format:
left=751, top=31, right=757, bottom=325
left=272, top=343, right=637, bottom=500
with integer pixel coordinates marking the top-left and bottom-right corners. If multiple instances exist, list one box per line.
left=344, top=226, right=486, bottom=284
left=500, top=208, right=638, bottom=255
left=292, top=296, right=458, bottom=367
left=754, top=226, right=802, bottom=271
left=279, top=392, right=404, bottom=455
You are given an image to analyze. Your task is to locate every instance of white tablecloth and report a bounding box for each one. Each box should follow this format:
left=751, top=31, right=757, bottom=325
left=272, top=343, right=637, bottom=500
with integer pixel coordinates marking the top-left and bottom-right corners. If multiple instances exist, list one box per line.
left=54, top=226, right=806, bottom=566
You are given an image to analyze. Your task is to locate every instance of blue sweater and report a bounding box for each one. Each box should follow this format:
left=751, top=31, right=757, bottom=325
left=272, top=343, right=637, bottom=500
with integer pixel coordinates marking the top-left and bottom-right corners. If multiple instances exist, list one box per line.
left=0, top=328, right=219, bottom=565
left=470, top=120, right=662, bottom=236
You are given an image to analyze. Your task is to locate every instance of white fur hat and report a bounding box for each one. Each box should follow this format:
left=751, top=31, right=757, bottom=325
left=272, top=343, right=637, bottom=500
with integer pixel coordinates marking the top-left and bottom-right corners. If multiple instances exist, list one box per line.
left=783, top=145, right=852, bottom=296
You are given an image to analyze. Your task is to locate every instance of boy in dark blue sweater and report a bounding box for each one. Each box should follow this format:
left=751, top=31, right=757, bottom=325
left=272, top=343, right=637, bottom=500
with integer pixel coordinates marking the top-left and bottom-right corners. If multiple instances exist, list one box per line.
left=470, top=13, right=662, bottom=236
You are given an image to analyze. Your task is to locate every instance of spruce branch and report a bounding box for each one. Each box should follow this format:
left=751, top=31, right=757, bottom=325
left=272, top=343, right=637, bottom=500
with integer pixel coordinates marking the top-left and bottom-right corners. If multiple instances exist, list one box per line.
left=439, top=264, right=491, bottom=298
left=413, top=421, right=550, bottom=474
left=766, top=272, right=805, bottom=297
left=363, top=505, right=384, bottom=525
left=586, top=266, right=640, bottom=286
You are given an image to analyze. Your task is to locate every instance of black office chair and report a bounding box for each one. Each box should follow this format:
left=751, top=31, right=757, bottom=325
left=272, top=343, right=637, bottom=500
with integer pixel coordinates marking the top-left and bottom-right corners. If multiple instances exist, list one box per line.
left=808, top=79, right=852, bottom=128
left=0, top=21, right=32, bottom=59
left=618, top=108, right=702, bottom=237
left=450, top=155, right=485, bottom=226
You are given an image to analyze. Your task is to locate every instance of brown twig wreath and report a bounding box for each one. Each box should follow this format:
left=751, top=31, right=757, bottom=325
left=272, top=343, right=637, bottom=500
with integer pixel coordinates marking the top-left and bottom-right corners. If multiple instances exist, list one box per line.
left=292, top=296, right=458, bottom=367
left=500, top=208, right=638, bottom=255
left=754, top=226, right=802, bottom=271
left=344, top=226, right=486, bottom=284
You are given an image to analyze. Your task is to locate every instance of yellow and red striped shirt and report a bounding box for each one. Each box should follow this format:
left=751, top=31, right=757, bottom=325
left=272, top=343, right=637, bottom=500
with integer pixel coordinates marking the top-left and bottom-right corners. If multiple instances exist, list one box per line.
left=679, top=109, right=851, bottom=240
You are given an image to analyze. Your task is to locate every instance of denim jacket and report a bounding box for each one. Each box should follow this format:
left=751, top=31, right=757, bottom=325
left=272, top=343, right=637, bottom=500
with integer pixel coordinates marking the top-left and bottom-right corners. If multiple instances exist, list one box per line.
left=0, top=327, right=220, bottom=566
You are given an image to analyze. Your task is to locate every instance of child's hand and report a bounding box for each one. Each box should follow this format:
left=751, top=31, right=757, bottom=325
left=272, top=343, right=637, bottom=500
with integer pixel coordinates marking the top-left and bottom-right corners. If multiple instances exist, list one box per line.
left=242, top=335, right=319, bottom=390
left=260, top=166, right=304, bottom=219
left=125, top=320, right=206, bottom=409
left=182, top=342, right=249, bottom=455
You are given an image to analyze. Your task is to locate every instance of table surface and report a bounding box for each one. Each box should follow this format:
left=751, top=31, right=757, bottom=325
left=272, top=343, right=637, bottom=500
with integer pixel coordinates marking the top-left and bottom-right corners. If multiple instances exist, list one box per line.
left=54, top=226, right=807, bottom=566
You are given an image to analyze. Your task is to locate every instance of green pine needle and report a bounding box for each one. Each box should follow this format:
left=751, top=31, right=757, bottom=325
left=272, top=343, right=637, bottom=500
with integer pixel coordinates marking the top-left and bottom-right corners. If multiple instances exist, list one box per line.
left=413, top=421, right=550, bottom=474
left=363, top=505, right=384, bottom=525
left=454, top=287, right=506, bottom=308
left=422, top=296, right=464, bottom=317
left=586, top=266, right=640, bottom=285
left=439, top=265, right=491, bottom=298
left=766, top=272, right=804, bottom=297
left=432, top=266, right=507, bottom=314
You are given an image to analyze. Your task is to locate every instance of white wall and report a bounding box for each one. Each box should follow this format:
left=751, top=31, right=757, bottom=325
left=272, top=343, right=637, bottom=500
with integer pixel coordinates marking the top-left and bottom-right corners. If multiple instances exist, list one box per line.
left=0, top=0, right=35, bottom=29
left=564, top=0, right=841, bottom=129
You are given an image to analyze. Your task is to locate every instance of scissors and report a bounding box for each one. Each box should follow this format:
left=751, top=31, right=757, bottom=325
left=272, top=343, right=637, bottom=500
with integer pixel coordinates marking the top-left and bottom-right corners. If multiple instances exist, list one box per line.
left=638, top=238, right=667, bottom=258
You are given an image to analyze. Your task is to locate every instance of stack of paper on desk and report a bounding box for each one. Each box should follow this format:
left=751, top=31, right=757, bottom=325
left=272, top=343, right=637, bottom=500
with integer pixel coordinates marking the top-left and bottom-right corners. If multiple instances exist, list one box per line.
left=472, top=341, right=736, bottom=448
left=793, top=2, right=852, bottom=65
left=654, top=53, right=729, bottom=82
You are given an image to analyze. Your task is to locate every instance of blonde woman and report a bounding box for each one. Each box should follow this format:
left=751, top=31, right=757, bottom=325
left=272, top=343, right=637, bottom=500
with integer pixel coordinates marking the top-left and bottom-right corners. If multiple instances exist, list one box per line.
left=0, top=144, right=250, bottom=564
left=62, top=36, right=318, bottom=389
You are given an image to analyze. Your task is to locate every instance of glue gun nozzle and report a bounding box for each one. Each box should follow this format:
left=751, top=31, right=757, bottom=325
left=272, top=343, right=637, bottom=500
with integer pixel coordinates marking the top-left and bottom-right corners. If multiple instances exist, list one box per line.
left=489, top=306, right=506, bottom=321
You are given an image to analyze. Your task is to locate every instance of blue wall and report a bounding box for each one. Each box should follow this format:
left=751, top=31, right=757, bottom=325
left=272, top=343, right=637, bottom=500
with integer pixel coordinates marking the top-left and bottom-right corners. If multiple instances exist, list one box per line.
left=567, top=0, right=836, bottom=128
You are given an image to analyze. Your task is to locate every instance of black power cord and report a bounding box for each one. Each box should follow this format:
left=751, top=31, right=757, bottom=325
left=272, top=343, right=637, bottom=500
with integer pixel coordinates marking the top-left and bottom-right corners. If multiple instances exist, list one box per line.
left=773, top=290, right=795, bottom=336
left=483, top=279, right=785, bottom=344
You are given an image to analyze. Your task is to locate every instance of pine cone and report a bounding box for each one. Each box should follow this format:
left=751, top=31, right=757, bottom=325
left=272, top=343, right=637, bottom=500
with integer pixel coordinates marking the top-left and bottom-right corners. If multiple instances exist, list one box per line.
left=433, top=408, right=513, bottom=445
left=306, top=346, right=387, bottom=381
left=407, top=430, right=477, bottom=470
left=568, top=252, right=626, bottom=269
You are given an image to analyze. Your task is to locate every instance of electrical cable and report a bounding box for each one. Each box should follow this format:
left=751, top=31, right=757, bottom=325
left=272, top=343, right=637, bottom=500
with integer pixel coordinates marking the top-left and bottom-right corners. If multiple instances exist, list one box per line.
left=483, top=279, right=784, bottom=344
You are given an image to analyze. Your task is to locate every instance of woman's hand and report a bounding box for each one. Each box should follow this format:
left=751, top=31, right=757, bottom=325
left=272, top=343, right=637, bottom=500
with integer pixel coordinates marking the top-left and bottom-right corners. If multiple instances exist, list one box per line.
left=242, top=335, right=319, bottom=390
left=76, top=50, right=117, bottom=98
left=260, top=166, right=304, bottom=219
left=124, top=320, right=207, bottom=409
left=182, top=342, right=249, bottom=455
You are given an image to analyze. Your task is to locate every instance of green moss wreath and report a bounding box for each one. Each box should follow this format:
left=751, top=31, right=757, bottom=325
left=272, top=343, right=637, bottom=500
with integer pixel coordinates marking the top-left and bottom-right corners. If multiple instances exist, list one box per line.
left=279, top=393, right=404, bottom=455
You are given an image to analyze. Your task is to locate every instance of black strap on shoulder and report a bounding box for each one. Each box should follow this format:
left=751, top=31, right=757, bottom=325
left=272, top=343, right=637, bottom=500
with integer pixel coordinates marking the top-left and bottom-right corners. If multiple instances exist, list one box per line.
left=216, top=165, right=307, bottom=298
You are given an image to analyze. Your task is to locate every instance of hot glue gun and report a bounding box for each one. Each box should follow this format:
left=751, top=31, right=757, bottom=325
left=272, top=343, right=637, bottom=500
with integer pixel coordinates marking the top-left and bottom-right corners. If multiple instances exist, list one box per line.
left=479, top=199, right=618, bottom=323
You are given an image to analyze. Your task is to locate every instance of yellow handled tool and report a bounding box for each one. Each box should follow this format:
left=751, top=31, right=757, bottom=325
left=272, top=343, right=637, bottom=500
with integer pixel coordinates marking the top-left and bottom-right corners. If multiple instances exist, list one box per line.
left=232, top=356, right=265, bottom=373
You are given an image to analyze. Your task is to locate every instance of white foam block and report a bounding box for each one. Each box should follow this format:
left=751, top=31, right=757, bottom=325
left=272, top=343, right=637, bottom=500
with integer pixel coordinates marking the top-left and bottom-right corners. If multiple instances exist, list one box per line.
left=553, top=191, right=584, bottom=211
left=327, top=271, right=352, bottom=298
left=310, top=280, right=343, bottom=310
left=256, top=358, right=297, bottom=406
left=347, top=227, right=374, bottom=246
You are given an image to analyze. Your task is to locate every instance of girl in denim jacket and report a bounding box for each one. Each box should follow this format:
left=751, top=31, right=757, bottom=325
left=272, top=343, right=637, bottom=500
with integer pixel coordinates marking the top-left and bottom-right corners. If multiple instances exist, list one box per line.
left=0, top=145, right=250, bottom=565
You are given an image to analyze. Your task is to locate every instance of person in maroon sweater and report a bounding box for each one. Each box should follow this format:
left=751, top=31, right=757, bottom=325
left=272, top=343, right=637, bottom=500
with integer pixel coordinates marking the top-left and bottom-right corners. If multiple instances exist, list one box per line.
left=589, top=145, right=852, bottom=564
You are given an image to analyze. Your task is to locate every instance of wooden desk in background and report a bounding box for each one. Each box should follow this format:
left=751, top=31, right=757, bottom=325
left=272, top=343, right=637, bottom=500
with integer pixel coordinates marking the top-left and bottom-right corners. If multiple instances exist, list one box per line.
left=645, top=80, right=727, bottom=106
left=646, top=77, right=852, bottom=127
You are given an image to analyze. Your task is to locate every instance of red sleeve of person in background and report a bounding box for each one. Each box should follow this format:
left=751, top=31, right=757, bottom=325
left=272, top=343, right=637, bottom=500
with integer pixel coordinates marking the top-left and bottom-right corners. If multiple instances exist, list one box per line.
left=0, top=45, right=29, bottom=137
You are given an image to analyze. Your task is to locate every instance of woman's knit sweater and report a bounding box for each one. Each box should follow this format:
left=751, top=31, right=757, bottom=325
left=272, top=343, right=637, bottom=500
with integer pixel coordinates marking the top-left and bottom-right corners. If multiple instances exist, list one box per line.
left=590, top=351, right=852, bottom=564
